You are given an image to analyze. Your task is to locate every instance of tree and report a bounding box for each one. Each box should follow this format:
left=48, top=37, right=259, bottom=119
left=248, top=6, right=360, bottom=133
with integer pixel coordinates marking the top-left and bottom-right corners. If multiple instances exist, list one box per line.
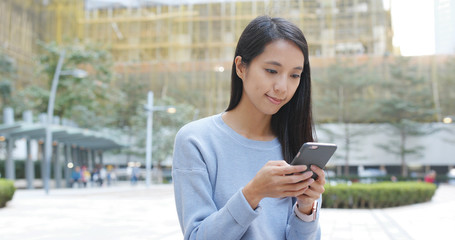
left=107, top=74, right=150, bottom=164
left=313, top=57, right=379, bottom=176
left=123, top=94, right=196, bottom=182
left=0, top=81, right=12, bottom=108
left=0, top=51, right=16, bottom=108
left=376, top=57, right=436, bottom=177
left=23, top=41, right=114, bottom=128
left=129, top=96, right=196, bottom=165
left=438, top=56, right=455, bottom=119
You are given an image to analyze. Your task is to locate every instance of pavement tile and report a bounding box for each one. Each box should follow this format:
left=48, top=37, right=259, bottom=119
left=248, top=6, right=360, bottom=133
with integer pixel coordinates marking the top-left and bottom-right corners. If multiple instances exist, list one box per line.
left=0, top=183, right=453, bottom=240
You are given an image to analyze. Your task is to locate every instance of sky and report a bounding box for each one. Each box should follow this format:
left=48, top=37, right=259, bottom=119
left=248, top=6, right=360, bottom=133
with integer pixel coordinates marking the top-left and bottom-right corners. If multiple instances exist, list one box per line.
left=385, top=0, right=435, bottom=56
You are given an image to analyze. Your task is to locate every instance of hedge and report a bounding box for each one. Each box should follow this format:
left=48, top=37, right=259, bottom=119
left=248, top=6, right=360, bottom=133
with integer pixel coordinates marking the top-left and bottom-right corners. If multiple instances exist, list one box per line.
left=0, top=178, right=16, bottom=208
left=330, top=175, right=450, bottom=184
left=322, top=181, right=437, bottom=209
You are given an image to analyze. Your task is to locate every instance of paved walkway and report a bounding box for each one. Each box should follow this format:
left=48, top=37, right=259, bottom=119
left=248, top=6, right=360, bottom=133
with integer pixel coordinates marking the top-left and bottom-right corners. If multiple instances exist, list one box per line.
left=0, top=183, right=454, bottom=240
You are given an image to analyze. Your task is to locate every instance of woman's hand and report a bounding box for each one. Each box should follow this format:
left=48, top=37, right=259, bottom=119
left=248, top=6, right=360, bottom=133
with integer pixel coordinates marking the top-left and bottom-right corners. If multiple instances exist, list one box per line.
left=242, top=160, right=315, bottom=209
left=295, top=165, right=326, bottom=214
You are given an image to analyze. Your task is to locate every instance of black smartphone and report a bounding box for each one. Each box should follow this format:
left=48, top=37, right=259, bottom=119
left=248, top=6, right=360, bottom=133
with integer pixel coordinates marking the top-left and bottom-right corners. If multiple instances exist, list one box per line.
left=290, top=142, right=337, bottom=179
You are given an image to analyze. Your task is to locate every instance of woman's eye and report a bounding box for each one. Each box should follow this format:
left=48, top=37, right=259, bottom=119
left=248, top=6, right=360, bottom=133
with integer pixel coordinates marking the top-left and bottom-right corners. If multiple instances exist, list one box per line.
left=265, top=69, right=277, bottom=74
left=291, top=74, right=300, bottom=79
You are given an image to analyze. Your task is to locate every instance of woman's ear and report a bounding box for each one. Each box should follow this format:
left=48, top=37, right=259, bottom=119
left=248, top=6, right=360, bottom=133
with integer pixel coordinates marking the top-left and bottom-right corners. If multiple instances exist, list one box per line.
left=234, top=56, right=246, bottom=80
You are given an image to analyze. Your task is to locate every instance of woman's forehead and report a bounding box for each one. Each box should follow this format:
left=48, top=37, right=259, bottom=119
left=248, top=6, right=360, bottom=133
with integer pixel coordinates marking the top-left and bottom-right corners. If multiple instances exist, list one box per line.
left=255, top=39, right=305, bottom=68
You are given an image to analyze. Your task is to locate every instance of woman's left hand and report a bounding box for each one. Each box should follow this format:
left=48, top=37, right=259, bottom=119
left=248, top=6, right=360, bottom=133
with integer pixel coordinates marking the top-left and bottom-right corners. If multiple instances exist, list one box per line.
left=295, top=165, right=326, bottom=214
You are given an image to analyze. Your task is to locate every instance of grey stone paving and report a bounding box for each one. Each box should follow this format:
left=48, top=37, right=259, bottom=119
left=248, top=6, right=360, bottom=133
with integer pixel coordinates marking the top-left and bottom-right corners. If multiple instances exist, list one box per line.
left=0, top=183, right=453, bottom=240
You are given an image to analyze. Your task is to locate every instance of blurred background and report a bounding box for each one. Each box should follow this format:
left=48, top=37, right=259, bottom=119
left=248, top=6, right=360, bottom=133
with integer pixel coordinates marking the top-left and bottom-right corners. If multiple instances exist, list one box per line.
left=0, top=0, right=454, bottom=189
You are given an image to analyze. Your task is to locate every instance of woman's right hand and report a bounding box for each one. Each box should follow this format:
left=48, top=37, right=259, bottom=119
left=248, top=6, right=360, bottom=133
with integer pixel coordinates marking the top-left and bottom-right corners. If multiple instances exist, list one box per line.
left=242, top=160, right=315, bottom=209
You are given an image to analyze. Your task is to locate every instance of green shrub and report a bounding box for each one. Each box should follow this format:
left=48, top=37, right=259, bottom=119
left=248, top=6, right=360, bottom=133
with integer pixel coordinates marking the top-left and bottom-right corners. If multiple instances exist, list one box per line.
left=322, top=181, right=436, bottom=209
left=0, top=178, right=16, bottom=208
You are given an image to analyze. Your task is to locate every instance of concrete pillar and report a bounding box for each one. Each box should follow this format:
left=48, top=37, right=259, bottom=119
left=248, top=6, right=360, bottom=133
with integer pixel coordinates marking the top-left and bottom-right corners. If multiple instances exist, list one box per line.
left=76, top=148, right=81, bottom=166
left=25, top=139, right=34, bottom=189
left=89, top=149, right=95, bottom=171
left=64, top=144, right=71, bottom=188
left=71, top=146, right=78, bottom=166
left=336, top=165, right=342, bottom=176
left=53, top=144, right=62, bottom=188
left=3, top=108, right=15, bottom=180
left=83, top=149, right=88, bottom=167
left=5, top=138, right=15, bottom=180
left=40, top=141, right=45, bottom=182
left=425, top=165, right=431, bottom=173
left=3, top=107, right=14, bottom=124
left=79, top=148, right=83, bottom=167
left=98, top=150, right=103, bottom=166
left=23, top=110, right=33, bottom=123
left=79, top=149, right=84, bottom=167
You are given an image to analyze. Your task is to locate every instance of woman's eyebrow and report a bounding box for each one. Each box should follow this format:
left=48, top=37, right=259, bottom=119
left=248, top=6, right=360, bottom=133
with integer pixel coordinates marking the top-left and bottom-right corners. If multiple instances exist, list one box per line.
left=264, top=60, right=303, bottom=70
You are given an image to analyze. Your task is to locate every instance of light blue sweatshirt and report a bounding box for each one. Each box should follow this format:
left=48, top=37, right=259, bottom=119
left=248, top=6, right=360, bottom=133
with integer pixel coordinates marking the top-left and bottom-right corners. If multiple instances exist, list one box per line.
left=172, top=113, right=321, bottom=240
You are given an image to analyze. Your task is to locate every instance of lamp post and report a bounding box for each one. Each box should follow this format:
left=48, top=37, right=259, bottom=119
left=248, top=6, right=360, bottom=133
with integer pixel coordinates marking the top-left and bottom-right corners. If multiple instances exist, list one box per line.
left=44, top=50, right=88, bottom=194
left=443, top=116, right=453, bottom=124
left=144, top=91, right=176, bottom=187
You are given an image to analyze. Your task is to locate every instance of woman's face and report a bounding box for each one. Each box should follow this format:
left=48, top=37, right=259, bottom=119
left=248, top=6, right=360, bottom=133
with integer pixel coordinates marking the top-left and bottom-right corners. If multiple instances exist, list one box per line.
left=236, top=39, right=304, bottom=116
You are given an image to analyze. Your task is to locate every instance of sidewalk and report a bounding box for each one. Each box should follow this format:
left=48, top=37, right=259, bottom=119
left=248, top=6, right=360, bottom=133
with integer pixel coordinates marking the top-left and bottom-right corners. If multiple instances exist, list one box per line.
left=321, top=184, right=455, bottom=239
left=0, top=182, right=454, bottom=240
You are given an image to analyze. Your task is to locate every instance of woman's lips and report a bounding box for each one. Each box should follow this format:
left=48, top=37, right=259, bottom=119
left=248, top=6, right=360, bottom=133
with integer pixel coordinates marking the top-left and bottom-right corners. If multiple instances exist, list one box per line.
left=266, top=95, right=283, bottom=105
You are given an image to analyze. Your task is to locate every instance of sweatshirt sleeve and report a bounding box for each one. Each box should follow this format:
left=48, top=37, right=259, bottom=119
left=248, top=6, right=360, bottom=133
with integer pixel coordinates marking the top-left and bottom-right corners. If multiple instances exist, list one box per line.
left=286, top=197, right=322, bottom=240
left=172, top=127, right=261, bottom=240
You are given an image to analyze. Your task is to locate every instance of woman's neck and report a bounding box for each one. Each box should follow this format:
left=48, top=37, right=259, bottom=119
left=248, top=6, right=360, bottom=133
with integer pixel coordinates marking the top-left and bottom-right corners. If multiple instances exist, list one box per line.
left=222, top=103, right=275, bottom=141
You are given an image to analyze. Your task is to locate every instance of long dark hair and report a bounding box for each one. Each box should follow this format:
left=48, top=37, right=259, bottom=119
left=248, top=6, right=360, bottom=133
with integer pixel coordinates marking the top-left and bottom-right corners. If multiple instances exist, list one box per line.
left=226, top=15, right=315, bottom=163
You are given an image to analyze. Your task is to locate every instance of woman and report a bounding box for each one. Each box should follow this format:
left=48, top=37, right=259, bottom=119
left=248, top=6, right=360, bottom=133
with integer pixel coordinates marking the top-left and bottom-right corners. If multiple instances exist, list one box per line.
left=173, top=16, right=325, bottom=240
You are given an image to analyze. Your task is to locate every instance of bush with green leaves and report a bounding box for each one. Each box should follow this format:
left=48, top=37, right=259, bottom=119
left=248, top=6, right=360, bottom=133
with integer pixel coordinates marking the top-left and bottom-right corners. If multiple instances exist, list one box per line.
left=0, top=179, right=16, bottom=208
left=322, top=181, right=436, bottom=209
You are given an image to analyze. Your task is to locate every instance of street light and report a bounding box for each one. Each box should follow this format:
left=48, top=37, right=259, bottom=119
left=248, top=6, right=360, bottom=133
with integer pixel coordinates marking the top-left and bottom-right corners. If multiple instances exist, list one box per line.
left=144, top=91, right=176, bottom=187
left=44, top=50, right=88, bottom=194
left=443, top=116, right=453, bottom=124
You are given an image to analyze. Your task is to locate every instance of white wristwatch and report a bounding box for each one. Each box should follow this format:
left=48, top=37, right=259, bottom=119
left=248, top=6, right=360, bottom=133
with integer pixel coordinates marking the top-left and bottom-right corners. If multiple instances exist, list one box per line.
left=294, top=201, right=318, bottom=222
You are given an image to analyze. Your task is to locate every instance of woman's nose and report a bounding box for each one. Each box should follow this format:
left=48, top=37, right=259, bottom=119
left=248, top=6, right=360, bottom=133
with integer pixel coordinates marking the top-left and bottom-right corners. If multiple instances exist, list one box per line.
left=273, top=75, right=287, bottom=93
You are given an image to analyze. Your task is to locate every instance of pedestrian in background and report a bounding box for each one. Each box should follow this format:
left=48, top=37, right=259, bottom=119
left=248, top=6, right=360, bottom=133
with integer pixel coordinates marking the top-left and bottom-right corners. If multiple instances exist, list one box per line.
left=81, top=166, right=91, bottom=188
left=71, top=166, right=82, bottom=188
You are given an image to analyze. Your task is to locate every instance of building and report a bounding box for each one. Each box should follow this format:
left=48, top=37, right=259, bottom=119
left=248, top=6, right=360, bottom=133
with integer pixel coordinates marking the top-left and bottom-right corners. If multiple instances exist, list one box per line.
left=434, top=0, right=455, bottom=55
left=82, top=0, right=393, bottom=61
left=1, top=0, right=393, bottom=80
left=82, top=0, right=394, bottom=116
left=0, top=0, right=396, bottom=121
